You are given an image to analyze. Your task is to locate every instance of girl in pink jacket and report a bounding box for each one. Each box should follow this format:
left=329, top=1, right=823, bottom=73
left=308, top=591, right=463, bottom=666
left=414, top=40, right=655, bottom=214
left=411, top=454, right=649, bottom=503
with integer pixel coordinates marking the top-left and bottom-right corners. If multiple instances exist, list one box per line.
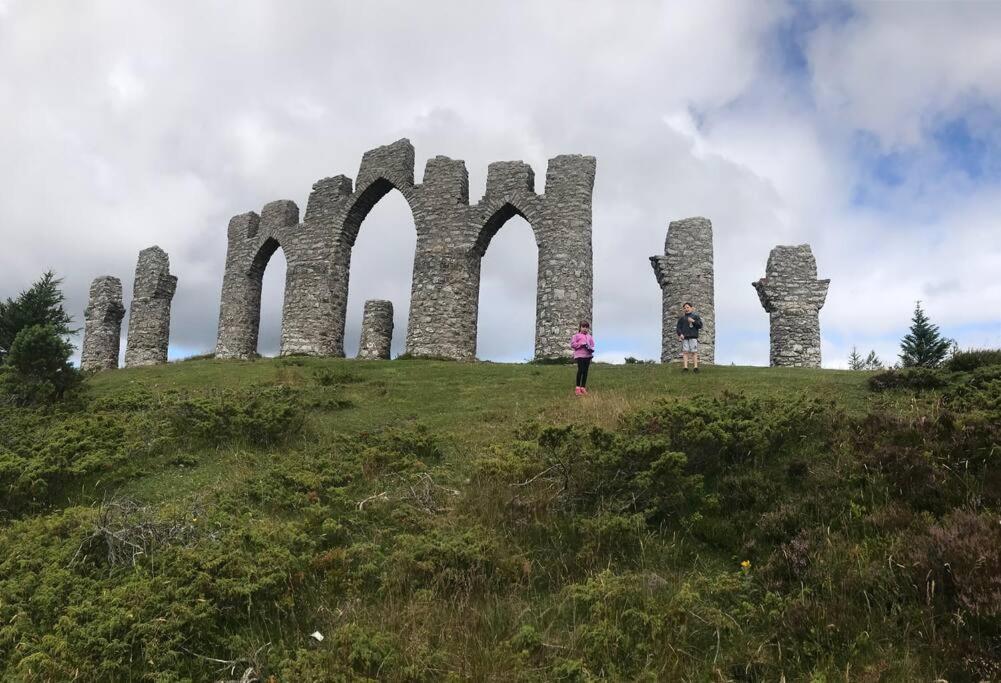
left=570, top=321, right=595, bottom=395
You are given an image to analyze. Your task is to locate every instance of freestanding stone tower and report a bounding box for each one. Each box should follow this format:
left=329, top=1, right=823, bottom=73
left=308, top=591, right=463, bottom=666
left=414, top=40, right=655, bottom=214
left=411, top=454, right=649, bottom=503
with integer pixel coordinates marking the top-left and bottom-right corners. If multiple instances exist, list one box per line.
left=357, top=300, right=393, bottom=360
left=752, top=244, right=829, bottom=368
left=650, top=217, right=715, bottom=364
left=125, top=246, right=177, bottom=367
left=81, top=276, right=125, bottom=371
left=215, top=139, right=596, bottom=361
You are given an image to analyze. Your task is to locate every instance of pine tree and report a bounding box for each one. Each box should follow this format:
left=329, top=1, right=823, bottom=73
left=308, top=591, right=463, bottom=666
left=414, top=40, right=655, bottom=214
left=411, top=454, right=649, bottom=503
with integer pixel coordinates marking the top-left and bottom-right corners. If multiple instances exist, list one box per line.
left=899, top=301, right=951, bottom=368
left=862, top=350, right=883, bottom=370
left=0, top=271, right=74, bottom=363
left=848, top=346, right=864, bottom=370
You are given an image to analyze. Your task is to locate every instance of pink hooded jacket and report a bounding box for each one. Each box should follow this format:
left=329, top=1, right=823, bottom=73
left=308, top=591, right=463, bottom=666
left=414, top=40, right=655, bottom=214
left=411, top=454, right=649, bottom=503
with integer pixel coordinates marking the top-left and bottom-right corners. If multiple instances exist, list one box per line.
left=570, top=332, right=595, bottom=359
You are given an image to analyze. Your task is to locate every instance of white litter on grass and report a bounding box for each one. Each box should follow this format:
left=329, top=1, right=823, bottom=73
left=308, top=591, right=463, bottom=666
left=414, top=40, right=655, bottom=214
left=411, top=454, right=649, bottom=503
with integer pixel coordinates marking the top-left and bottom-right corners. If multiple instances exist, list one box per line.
left=310, top=631, right=324, bottom=642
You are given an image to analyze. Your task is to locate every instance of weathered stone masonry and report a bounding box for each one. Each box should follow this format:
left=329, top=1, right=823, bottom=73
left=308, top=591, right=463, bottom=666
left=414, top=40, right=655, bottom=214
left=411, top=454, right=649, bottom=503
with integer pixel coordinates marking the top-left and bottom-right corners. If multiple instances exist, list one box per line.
left=753, top=244, right=829, bottom=368
left=215, top=139, right=596, bottom=361
left=125, top=246, right=177, bottom=367
left=81, top=276, right=125, bottom=371
left=357, top=300, right=393, bottom=360
left=650, top=217, right=715, bottom=364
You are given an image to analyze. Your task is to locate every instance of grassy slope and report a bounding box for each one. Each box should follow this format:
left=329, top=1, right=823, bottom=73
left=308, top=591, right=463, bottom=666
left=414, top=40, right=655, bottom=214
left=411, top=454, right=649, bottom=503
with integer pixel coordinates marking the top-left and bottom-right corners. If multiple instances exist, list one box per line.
left=3, top=359, right=996, bottom=681
left=93, top=360, right=867, bottom=504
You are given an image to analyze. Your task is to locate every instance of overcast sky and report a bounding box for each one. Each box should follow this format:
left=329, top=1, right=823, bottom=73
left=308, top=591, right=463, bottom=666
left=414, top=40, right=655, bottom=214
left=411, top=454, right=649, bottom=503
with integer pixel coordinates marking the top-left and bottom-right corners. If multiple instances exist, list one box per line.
left=1, top=0, right=999, bottom=367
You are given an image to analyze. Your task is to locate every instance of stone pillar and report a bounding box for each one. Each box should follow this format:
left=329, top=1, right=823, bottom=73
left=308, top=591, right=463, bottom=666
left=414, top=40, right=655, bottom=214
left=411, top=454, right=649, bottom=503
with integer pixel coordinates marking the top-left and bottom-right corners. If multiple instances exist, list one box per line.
left=406, top=154, right=476, bottom=360
left=125, top=246, right=177, bottom=367
left=650, top=217, right=715, bottom=364
left=534, top=154, right=597, bottom=360
left=81, top=276, right=125, bottom=371
left=752, top=244, right=830, bottom=367
left=357, top=300, right=394, bottom=359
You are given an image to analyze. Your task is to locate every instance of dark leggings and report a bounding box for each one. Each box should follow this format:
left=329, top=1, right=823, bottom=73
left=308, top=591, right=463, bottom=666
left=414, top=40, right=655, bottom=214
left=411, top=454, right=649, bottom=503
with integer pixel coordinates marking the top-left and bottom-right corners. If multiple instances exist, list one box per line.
left=575, top=358, right=591, bottom=387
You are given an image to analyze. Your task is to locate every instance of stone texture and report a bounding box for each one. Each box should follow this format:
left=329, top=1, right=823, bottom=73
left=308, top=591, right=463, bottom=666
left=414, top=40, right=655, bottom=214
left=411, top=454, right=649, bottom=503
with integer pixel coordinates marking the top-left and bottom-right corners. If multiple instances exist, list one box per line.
left=215, top=138, right=596, bottom=361
left=752, top=244, right=829, bottom=367
left=124, top=246, right=177, bottom=367
left=650, top=217, right=715, bottom=364
left=81, top=276, right=125, bottom=371
left=357, top=300, right=393, bottom=360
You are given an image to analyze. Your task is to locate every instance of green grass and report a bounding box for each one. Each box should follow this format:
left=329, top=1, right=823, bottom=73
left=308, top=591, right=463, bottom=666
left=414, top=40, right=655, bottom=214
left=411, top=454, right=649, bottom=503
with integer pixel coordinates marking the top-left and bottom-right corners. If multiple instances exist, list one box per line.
left=91, top=357, right=872, bottom=441
left=2, top=359, right=997, bottom=681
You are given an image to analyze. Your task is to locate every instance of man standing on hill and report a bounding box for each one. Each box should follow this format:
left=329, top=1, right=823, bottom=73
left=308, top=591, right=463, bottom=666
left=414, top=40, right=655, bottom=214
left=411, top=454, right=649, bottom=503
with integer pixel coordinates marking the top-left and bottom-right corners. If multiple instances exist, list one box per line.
left=677, top=302, right=703, bottom=373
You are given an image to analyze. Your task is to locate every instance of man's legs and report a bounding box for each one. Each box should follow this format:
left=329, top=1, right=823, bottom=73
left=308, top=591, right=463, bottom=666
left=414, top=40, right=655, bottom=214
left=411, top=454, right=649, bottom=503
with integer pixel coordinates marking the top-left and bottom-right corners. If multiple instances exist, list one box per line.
left=693, top=351, right=699, bottom=370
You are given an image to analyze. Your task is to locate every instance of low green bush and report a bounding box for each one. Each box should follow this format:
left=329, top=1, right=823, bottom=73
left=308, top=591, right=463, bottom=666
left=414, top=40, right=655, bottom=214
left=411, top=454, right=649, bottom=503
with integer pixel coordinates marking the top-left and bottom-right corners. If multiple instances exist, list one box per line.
left=167, top=386, right=306, bottom=448
left=868, top=367, right=949, bottom=392
left=946, top=348, right=1001, bottom=372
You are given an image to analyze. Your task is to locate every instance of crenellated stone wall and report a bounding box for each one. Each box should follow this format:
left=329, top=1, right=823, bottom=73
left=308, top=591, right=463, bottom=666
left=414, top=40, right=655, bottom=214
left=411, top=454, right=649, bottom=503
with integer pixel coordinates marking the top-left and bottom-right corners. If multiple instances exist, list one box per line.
left=81, top=276, right=125, bottom=371
left=215, top=139, right=596, bottom=361
left=357, top=300, right=393, bottom=360
left=125, top=246, right=177, bottom=367
left=650, top=217, right=715, bottom=364
left=753, top=244, right=829, bottom=367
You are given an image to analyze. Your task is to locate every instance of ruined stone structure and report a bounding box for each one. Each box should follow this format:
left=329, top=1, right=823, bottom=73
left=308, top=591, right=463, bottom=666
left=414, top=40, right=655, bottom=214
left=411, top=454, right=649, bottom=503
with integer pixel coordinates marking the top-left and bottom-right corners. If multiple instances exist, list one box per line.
left=357, top=300, right=394, bottom=360
left=650, top=217, right=715, bottom=364
left=124, top=246, right=177, bottom=367
left=753, top=244, right=829, bottom=368
left=215, top=139, right=596, bottom=361
left=81, top=276, right=125, bottom=371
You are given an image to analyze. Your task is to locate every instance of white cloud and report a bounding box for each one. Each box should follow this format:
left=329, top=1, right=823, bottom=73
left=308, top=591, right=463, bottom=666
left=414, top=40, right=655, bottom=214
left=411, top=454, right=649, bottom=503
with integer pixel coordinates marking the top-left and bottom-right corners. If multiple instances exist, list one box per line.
left=1, top=0, right=998, bottom=371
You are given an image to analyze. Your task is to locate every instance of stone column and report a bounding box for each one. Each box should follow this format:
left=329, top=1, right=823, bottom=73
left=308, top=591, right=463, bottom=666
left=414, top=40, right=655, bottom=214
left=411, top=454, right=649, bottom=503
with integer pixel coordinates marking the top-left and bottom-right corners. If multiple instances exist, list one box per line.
left=752, top=244, right=830, bottom=367
left=650, top=217, right=715, bottom=364
left=81, top=276, right=125, bottom=371
left=357, top=300, right=394, bottom=359
left=125, top=246, right=177, bottom=367
left=406, top=155, right=477, bottom=360
left=534, top=154, right=597, bottom=360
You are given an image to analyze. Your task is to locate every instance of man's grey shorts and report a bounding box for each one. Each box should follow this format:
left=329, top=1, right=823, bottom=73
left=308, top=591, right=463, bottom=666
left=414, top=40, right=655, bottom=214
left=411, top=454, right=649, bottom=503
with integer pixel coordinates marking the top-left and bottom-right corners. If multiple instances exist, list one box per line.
left=681, top=338, right=699, bottom=354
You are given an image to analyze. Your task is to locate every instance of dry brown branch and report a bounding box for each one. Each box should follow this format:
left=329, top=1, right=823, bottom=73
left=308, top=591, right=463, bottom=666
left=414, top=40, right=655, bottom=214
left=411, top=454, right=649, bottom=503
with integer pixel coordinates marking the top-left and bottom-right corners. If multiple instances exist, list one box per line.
left=70, top=496, right=210, bottom=571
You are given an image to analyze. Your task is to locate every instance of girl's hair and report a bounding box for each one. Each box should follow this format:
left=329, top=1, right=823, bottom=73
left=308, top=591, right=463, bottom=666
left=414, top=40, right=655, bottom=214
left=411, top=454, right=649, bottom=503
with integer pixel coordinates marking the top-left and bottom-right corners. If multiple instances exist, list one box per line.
left=579, top=321, right=590, bottom=330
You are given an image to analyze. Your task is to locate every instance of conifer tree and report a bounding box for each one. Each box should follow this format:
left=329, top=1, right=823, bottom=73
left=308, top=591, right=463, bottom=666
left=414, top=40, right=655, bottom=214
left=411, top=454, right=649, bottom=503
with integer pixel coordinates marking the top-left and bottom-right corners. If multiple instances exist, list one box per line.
left=0, top=271, right=74, bottom=363
left=862, top=350, right=882, bottom=370
left=848, top=346, right=864, bottom=370
left=900, top=301, right=951, bottom=368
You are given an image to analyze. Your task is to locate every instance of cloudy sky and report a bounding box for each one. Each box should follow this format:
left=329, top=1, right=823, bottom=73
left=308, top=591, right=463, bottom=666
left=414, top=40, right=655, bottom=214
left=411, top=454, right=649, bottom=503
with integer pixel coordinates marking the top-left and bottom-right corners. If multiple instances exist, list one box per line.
left=1, top=0, right=999, bottom=367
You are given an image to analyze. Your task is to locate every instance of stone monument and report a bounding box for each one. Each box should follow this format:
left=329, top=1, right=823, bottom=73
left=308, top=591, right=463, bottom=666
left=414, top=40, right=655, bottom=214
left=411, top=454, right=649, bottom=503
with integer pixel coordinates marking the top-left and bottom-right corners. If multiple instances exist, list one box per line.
left=357, top=300, right=394, bottom=360
left=81, top=276, right=125, bottom=371
left=752, top=244, right=829, bottom=367
left=215, top=139, right=596, bottom=361
left=124, top=246, right=177, bottom=367
left=650, top=217, right=715, bottom=364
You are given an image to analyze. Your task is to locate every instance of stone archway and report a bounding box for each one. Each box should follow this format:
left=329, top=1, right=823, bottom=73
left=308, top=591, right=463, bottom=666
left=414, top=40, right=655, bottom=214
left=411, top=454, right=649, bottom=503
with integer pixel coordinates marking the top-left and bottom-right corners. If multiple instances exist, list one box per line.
left=215, top=199, right=338, bottom=358
left=215, top=139, right=596, bottom=361
left=470, top=156, right=596, bottom=359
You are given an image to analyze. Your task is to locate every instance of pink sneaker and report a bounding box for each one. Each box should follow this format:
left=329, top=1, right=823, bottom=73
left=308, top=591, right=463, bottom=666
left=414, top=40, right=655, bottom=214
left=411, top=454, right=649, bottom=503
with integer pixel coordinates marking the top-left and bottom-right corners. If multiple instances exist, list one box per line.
left=574, top=387, right=583, bottom=396
left=581, top=387, right=589, bottom=395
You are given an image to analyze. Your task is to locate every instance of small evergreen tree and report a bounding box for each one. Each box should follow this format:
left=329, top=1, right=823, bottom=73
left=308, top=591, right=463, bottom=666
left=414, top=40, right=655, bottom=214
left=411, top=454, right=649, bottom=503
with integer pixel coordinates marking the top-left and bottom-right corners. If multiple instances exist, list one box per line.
left=0, top=324, right=81, bottom=405
left=848, top=346, right=864, bottom=370
left=0, top=271, right=75, bottom=363
left=900, top=302, right=951, bottom=368
left=862, top=350, right=883, bottom=371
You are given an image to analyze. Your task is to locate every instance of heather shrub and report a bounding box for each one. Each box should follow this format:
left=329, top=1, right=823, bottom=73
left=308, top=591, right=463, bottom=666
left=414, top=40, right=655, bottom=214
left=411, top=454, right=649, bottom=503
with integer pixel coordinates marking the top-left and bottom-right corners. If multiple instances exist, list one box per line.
left=906, top=510, right=1001, bottom=619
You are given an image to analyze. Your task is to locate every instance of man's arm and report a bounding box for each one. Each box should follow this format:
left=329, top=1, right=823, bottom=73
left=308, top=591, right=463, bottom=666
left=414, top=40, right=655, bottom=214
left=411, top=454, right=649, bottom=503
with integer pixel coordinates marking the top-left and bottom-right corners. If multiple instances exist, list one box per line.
left=693, top=314, right=703, bottom=330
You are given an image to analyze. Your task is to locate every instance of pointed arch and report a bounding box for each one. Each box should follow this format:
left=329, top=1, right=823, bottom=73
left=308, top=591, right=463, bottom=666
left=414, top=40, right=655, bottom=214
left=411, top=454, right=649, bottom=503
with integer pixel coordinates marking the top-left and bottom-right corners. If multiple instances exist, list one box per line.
left=474, top=197, right=541, bottom=257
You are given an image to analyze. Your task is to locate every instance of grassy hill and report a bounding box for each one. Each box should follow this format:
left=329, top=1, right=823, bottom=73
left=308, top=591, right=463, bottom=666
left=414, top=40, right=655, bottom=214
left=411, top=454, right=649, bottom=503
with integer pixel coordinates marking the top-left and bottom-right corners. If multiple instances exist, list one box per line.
left=1, top=359, right=998, bottom=681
